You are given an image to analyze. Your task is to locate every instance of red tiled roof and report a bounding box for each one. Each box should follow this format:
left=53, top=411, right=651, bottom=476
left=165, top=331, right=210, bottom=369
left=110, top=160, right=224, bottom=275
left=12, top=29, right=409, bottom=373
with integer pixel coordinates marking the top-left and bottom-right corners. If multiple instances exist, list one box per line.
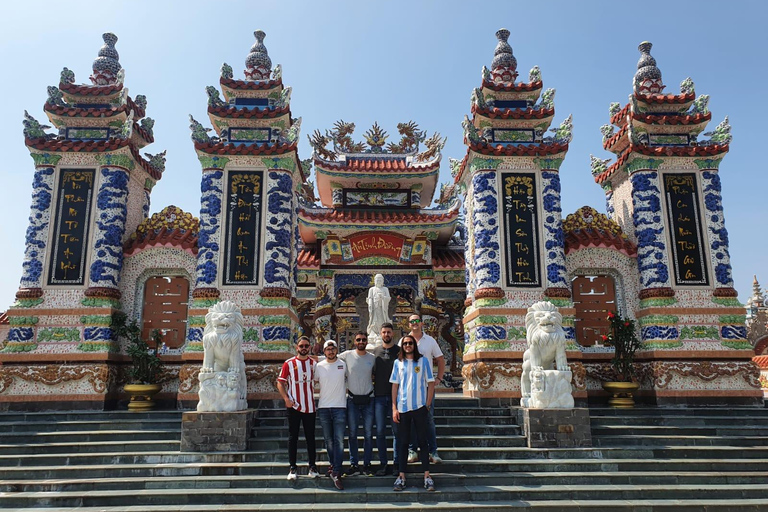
left=635, top=91, right=695, bottom=104
left=128, top=144, right=162, bottom=180
left=220, top=77, right=282, bottom=90
left=467, top=141, right=568, bottom=156
left=0, top=312, right=8, bottom=325
left=610, top=103, right=631, bottom=126
left=603, top=124, right=629, bottom=151
left=471, top=105, right=554, bottom=119
left=44, top=102, right=129, bottom=118
left=59, top=81, right=123, bottom=95
left=297, top=248, right=320, bottom=268
left=632, top=112, right=711, bottom=125
left=300, top=209, right=458, bottom=224
left=316, top=158, right=440, bottom=173
left=208, top=105, right=290, bottom=119
left=27, top=137, right=128, bottom=152
left=594, top=144, right=729, bottom=184
left=124, top=226, right=198, bottom=257
left=482, top=79, right=542, bottom=92
left=193, top=141, right=297, bottom=156
left=753, top=355, right=768, bottom=369
left=133, top=122, right=154, bottom=144
left=432, top=247, right=464, bottom=269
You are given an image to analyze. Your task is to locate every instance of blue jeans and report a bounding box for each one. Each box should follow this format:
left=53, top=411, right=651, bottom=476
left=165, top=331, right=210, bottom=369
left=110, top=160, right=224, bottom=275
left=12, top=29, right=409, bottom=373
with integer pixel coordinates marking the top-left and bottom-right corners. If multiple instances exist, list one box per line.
left=374, top=395, right=398, bottom=467
left=409, top=400, right=437, bottom=454
left=318, top=407, right=346, bottom=475
left=347, top=397, right=374, bottom=466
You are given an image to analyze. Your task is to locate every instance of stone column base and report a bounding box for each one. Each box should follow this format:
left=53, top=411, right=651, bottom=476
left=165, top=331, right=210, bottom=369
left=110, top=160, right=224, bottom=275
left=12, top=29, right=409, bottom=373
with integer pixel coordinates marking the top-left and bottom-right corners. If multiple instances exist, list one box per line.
left=180, top=410, right=255, bottom=452
left=518, top=407, right=592, bottom=448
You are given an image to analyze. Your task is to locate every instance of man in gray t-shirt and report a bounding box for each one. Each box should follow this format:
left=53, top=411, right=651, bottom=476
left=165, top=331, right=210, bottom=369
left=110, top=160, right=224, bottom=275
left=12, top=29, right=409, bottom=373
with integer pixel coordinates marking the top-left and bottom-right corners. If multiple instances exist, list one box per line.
left=339, top=331, right=376, bottom=476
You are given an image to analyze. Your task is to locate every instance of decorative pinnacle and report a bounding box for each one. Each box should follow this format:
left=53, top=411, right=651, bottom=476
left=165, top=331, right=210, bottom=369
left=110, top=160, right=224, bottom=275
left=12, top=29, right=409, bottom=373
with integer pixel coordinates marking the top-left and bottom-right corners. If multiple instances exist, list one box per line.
left=633, top=41, right=664, bottom=93
left=245, top=29, right=272, bottom=80
left=490, top=28, right=518, bottom=83
left=91, top=32, right=122, bottom=85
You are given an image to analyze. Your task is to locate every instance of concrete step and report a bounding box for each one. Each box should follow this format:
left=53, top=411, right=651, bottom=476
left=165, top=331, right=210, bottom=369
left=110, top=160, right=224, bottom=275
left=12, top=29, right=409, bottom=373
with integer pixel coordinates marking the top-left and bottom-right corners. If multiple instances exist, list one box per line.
left=0, top=439, right=180, bottom=456
left=0, top=419, right=182, bottom=433
left=0, top=430, right=181, bottom=444
left=256, top=414, right=519, bottom=427
left=591, top=416, right=768, bottom=427
left=592, top=425, right=768, bottom=436
left=253, top=423, right=522, bottom=438
left=0, top=411, right=182, bottom=423
left=4, top=471, right=768, bottom=492
left=248, top=434, right=529, bottom=450
left=3, top=501, right=767, bottom=512
left=589, top=407, right=768, bottom=417
left=5, top=445, right=768, bottom=467
left=594, top=435, right=768, bottom=447
left=256, top=406, right=514, bottom=418
left=2, top=458, right=768, bottom=479
left=2, top=483, right=768, bottom=508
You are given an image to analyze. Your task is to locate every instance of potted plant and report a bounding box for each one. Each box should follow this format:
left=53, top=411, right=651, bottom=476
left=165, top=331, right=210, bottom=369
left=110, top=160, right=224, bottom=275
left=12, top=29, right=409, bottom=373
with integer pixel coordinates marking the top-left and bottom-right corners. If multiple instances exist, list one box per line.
left=600, top=311, right=643, bottom=408
left=113, top=313, right=164, bottom=410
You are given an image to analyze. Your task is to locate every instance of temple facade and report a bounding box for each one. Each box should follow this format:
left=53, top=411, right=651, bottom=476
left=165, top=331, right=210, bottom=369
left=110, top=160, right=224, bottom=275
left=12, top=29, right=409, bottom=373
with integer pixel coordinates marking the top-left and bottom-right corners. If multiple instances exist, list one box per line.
left=0, top=30, right=760, bottom=409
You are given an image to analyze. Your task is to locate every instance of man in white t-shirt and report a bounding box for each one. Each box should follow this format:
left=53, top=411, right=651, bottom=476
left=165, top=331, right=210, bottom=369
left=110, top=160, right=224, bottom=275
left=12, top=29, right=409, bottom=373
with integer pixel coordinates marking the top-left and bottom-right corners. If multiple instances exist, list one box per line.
left=401, top=314, right=444, bottom=463
left=314, top=340, right=346, bottom=490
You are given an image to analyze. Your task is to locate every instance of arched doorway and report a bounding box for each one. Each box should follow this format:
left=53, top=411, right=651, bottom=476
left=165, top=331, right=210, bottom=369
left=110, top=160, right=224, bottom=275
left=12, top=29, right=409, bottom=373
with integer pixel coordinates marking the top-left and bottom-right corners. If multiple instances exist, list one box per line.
left=572, top=274, right=616, bottom=346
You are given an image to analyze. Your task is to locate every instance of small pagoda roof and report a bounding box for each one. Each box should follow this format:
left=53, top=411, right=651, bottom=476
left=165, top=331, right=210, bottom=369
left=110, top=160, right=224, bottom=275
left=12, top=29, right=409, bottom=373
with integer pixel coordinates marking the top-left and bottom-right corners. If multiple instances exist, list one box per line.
left=467, top=140, right=568, bottom=157
left=298, top=205, right=459, bottom=244
left=220, top=76, right=282, bottom=91
left=123, top=206, right=199, bottom=257
left=482, top=78, right=542, bottom=93
left=207, top=104, right=290, bottom=120
left=193, top=139, right=297, bottom=156
left=59, top=80, right=123, bottom=96
left=471, top=105, right=554, bottom=120
left=563, top=206, right=637, bottom=257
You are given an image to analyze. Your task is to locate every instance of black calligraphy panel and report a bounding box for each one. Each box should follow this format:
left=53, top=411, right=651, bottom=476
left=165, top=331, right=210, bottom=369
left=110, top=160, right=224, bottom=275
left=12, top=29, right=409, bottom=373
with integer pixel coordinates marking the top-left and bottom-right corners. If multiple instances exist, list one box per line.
left=663, top=173, right=709, bottom=286
left=223, top=171, right=263, bottom=285
left=48, top=169, right=95, bottom=285
left=501, top=172, right=541, bottom=287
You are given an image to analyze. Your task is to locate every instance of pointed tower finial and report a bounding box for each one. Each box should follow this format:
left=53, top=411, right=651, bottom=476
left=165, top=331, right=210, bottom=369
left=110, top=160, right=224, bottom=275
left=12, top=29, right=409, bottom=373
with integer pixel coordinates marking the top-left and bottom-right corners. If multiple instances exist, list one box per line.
left=490, top=28, right=518, bottom=83
left=90, top=33, right=122, bottom=85
left=244, top=30, right=272, bottom=81
left=633, top=41, right=665, bottom=94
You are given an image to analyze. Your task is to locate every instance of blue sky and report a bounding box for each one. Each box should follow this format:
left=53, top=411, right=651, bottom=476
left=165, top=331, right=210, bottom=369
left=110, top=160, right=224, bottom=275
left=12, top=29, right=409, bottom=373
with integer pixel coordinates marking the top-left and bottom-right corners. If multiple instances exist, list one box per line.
left=0, top=0, right=766, bottom=307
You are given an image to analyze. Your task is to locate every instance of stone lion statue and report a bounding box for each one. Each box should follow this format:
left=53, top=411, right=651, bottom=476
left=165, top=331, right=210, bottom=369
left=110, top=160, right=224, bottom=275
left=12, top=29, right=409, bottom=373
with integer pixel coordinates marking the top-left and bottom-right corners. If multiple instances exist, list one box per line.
left=529, top=368, right=574, bottom=409
left=197, top=301, right=247, bottom=412
left=520, top=301, right=569, bottom=408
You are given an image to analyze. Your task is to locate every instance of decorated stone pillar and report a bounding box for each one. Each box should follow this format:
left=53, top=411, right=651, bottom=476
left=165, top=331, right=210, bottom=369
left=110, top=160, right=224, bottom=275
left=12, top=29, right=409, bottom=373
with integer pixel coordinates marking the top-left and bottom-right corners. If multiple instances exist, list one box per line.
left=591, top=42, right=759, bottom=405
left=418, top=270, right=440, bottom=338
left=459, top=29, right=573, bottom=402
left=192, top=164, right=224, bottom=302
left=314, top=270, right=334, bottom=344
left=263, top=169, right=294, bottom=296
left=17, top=159, right=58, bottom=297
left=85, top=165, right=130, bottom=299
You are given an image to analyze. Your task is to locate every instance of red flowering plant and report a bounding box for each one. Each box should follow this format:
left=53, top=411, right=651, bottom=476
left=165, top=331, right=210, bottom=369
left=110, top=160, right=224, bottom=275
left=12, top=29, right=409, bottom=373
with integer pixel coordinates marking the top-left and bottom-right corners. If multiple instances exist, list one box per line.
left=600, top=311, right=643, bottom=382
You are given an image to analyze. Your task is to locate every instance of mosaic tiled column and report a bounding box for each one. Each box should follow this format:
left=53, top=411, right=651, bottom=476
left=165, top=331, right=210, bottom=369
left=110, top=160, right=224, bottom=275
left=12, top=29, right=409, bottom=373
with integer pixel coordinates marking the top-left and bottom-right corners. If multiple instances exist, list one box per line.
left=631, top=170, right=673, bottom=293
left=193, top=168, right=223, bottom=300
left=470, top=170, right=502, bottom=299
left=262, top=170, right=293, bottom=296
left=17, top=163, right=57, bottom=297
left=540, top=169, right=569, bottom=298
left=418, top=270, right=440, bottom=338
left=698, top=165, right=734, bottom=291
left=85, top=166, right=130, bottom=299
left=313, top=271, right=334, bottom=345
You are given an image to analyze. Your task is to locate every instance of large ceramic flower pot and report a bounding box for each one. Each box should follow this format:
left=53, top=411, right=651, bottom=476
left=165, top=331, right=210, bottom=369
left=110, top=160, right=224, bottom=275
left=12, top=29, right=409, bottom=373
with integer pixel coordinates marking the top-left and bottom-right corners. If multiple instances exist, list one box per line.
left=602, top=381, right=640, bottom=408
left=124, top=383, right=162, bottom=411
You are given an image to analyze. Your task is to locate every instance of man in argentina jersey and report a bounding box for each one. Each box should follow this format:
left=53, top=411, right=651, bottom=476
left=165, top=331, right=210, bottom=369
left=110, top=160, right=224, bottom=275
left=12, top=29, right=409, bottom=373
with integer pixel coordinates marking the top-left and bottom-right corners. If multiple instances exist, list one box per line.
left=389, top=334, right=436, bottom=492
left=277, top=336, right=320, bottom=482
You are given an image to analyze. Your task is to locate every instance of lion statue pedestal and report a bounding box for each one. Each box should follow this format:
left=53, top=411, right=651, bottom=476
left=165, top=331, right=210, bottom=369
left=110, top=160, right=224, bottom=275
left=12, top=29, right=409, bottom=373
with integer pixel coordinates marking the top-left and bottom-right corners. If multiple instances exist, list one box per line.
left=180, top=301, right=254, bottom=452
left=516, top=301, right=591, bottom=448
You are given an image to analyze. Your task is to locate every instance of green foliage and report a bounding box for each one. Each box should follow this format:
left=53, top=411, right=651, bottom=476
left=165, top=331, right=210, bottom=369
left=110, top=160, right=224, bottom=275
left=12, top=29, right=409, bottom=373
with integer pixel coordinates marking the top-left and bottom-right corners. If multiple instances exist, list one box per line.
left=14, top=298, right=43, bottom=308
left=113, top=313, right=163, bottom=384
left=8, top=316, right=38, bottom=325
left=37, top=327, right=79, bottom=342
left=721, top=340, right=753, bottom=350
left=191, top=298, right=220, bottom=308
left=602, top=311, right=643, bottom=382
left=81, top=297, right=122, bottom=309
left=639, top=297, right=677, bottom=308
left=719, top=315, right=746, bottom=324
left=712, top=297, right=743, bottom=307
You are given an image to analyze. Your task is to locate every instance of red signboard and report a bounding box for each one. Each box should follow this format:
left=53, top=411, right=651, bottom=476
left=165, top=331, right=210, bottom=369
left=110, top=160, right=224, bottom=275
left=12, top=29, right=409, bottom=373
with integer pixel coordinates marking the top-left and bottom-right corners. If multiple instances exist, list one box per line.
left=348, top=233, right=404, bottom=261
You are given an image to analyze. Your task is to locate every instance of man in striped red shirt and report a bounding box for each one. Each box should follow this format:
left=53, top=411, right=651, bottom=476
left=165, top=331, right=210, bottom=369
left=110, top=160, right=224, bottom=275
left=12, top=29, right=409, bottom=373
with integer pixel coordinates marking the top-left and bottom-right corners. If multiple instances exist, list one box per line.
left=277, top=336, right=319, bottom=481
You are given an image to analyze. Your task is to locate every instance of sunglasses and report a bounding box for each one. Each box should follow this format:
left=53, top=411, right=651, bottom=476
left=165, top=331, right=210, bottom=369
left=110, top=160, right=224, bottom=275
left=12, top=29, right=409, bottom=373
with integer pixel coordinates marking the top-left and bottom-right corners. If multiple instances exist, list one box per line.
left=298, top=344, right=310, bottom=349
left=355, top=338, right=367, bottom=342
left=402, top=342, right=415, bottom=346
left=409, top=319, right=421, bottom=324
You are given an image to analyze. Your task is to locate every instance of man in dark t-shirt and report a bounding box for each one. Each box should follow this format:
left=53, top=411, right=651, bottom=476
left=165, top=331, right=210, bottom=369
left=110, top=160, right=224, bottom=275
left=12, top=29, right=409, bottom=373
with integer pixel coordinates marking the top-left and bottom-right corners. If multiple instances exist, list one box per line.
left=372, top=322, right=400, bottom=476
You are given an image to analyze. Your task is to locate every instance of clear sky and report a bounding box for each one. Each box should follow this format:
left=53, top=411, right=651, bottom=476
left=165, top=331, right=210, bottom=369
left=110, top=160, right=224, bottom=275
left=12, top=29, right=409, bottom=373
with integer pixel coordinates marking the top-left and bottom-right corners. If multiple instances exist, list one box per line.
left=0, top=0, right=766, bottom=308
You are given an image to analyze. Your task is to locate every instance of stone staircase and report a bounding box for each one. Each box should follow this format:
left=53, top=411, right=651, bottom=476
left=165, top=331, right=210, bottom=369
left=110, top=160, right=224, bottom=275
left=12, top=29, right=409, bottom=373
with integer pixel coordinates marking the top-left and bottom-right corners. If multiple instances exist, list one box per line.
left=1, top=400, right=768, bottom=510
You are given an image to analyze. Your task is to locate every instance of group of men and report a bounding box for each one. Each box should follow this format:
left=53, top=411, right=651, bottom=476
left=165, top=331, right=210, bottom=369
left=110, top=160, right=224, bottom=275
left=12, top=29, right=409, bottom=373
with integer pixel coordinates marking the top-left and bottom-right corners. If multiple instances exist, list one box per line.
left=276, top=314, right=445, bottom=492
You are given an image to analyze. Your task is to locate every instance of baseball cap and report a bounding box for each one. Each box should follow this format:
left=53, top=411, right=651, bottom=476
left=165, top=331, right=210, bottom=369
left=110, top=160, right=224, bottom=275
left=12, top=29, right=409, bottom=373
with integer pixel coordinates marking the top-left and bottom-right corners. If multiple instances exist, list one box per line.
left=323, top=340, right=338, bottom=350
